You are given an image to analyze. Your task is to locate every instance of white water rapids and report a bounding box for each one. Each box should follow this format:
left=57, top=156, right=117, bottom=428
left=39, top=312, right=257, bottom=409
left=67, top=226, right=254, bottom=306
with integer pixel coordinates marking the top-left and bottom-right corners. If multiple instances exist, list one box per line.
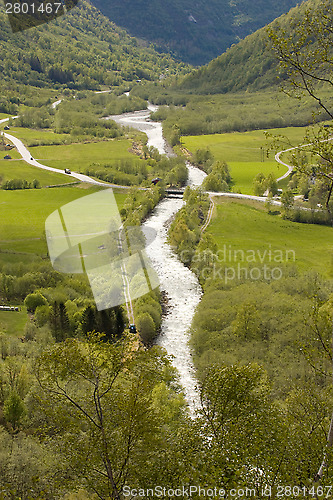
left=108, top=105, right=207, bottom=412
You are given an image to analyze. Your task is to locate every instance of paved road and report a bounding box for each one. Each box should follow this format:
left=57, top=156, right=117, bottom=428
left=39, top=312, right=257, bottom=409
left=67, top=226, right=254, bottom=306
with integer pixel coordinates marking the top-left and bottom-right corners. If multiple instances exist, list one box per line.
left=207, top=191, right=282, bottom=205
left=1, top=125, right=144, bottom=190
left=2, top=131, right=112, bottom=186
left=275, top=137, right=333, bottom=181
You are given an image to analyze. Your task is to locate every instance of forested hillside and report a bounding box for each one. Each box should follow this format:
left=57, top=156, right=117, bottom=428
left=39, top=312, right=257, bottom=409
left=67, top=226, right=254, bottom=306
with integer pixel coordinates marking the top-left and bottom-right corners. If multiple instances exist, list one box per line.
left=0, top=0, right=188, bottom=94
left=91, top=0, right=299, bottom=65
left=177, top=0, right=312, bottom=94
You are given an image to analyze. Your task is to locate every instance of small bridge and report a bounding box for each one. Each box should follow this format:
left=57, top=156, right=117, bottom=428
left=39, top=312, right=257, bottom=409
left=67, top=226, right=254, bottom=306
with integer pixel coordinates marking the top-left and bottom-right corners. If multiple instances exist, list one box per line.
left=165, top=188, right=185, bottom=198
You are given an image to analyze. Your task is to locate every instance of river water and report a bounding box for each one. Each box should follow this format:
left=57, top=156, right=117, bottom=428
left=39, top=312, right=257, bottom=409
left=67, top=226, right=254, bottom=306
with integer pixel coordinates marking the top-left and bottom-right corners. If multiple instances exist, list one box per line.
left=108, top=106, right=206, bottom=412
left=110, top=103, right=172, bottom=156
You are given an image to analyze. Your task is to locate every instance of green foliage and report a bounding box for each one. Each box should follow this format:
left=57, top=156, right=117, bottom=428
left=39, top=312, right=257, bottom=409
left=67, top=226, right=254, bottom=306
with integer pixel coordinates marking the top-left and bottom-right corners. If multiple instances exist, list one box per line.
left=147, top=87, right=327, bottom=146
left=136, top=312, right=156, bottom=345
left=168, top=188, right=210, bottom=265
left=15, top=106, right=53, bottom=129
left=191, top=273, right=333, bottom=398
left=253, top=171, right=277, bottom=196
left=34, top=334, right=188, bottom=498
left=24, top=292, right=48, bottom=313
left=122, top=186, right=164, bottom=226
left=0, top=429, right=57, bottom=498
left=231, top=301, right=263, bottom=339
left=2, top=178, right=42, bottom=190
left=0, top=0, right=185, bottom=92
left=134, top=290, right=162, bottom=345
left=281, top=188, right=294, bottom=214
left=79, top=304, right=125, bottom=340
left=202, top=160, right=232, bottom=192
left=192, top=148, right=214, bottom=171
left=3, top=390, right=26, bottom=430
left=253, top=172, right=266, bottom=196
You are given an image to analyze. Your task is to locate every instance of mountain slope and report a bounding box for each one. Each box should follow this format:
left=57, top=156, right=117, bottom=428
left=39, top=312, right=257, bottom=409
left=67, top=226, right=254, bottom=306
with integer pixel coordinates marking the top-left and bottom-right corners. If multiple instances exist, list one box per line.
left=0, top=1, right=188, bottom=92
left=91, top=0, right=299, bottom=65
left=176, top=0, right=312, bottom=94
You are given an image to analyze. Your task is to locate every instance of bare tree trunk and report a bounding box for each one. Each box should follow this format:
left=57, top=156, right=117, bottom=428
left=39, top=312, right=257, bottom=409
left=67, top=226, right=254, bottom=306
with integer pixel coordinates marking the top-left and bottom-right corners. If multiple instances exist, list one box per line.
left=325, top=180, right=333, bottom=211
left=315, top=317, right=333, bottom=481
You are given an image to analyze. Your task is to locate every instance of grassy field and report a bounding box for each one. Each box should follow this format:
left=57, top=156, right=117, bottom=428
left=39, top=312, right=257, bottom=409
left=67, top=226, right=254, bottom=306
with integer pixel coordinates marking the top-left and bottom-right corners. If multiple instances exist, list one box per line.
left=207, top=197, right=333, bottom=278
left=27, top=139, right=139, bottom=173
left=182, top=126, right=308, bottom=194
left=0, top=160, right=74, bottom=186
left=0, top=308, right=28, bottom=337
left=0, top=148, right=21, bottom=160
left=0, top=186, right=128, bottom=256
left=1, top=126, right=72, bottom=146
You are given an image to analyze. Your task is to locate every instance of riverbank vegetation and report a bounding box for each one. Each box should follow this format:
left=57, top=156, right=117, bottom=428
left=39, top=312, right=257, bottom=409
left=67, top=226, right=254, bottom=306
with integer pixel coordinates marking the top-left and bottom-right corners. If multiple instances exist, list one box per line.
left=168, top=193, right=333, bottom=385
left=131, top=85, right=330, bottom=143
left=165, top=189, right=333, bottom=487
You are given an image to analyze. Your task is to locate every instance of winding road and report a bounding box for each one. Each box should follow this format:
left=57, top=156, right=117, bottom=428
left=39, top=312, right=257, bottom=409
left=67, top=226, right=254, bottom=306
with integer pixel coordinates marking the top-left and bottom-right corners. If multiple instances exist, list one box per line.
left=1, top=128, right=134, bottom=188
left=0, top=100, right=315, bottom=412
left=1, top=107, right=295, bottom=202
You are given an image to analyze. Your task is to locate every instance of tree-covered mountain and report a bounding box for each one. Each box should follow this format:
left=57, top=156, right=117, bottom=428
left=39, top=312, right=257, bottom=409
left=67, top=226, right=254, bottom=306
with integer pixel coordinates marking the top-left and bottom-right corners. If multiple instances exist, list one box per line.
left=91, top=0, right=299, bottom=65
left=0, top=0, right=188, bottom=93
left=176, top=0, right=314, bottom=94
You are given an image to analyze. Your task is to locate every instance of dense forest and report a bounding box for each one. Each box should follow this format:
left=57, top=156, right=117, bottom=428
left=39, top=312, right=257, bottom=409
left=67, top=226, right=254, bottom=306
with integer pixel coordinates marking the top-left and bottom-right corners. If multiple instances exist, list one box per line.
left=0, top=0, right=188, bottom=94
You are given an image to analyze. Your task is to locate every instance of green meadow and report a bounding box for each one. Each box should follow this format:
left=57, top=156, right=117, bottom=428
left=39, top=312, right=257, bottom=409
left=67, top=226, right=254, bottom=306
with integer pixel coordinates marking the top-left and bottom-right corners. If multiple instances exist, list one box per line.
left=0, top=308, right=28, bottom=337
left=28, top=139, right=138, bottom=173
left=1, top=126, right=72, bottom=146
left=0, top=186, right=128, bottom=256
left=0, top=160, right=73, bottom=186
left=207, top=198, right=333, bottom=277
left=0, top=149, right=21, bottom=160
left=182, top=127, right=308, bottom=194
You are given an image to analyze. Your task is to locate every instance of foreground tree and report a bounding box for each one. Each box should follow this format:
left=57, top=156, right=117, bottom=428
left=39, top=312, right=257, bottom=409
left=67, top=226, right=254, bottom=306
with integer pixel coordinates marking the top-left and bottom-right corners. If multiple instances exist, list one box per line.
left=34, top=333, right=190, bottom=499
left=267, top=0, right=333, bottom=207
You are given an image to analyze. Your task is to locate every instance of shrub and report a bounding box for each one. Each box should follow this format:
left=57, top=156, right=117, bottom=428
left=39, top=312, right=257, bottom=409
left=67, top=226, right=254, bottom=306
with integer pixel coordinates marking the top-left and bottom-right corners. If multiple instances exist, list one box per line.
left=24, top=292, right=48, bottom=313
left=137, top=312, right=156, bottom=345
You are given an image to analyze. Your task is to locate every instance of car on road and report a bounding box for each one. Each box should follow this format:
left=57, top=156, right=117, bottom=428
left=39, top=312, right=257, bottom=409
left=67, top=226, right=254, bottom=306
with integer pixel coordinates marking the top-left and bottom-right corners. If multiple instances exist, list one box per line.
left=151, top=177, right=161, bottom=185
left=64, top=168, right=71, bottom=174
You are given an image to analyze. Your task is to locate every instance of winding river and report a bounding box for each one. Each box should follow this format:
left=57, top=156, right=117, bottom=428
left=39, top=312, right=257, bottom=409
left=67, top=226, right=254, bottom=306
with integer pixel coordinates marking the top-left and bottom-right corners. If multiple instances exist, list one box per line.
left=109, top=107, right=206, bottom=412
